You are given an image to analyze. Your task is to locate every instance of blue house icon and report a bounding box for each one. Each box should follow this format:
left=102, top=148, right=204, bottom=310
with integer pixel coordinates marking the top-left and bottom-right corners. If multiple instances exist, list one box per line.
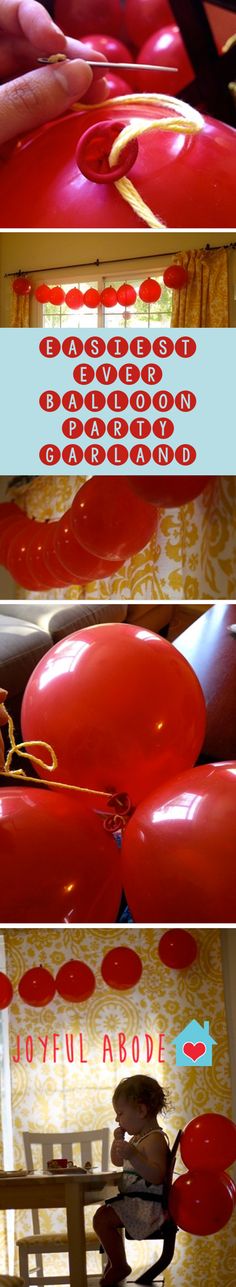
left=172, top=1019, right=216, bottom=1067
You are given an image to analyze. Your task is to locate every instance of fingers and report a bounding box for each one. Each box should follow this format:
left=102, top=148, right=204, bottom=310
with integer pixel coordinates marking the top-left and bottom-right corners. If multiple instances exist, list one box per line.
left=0, top=57, right=93, bottom=144
left=0, top=0, right=65, bottom=46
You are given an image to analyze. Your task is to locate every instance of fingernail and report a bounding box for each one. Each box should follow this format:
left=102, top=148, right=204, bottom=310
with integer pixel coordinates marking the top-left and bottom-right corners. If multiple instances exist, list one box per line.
left=54, top=58, right=93, bottom=98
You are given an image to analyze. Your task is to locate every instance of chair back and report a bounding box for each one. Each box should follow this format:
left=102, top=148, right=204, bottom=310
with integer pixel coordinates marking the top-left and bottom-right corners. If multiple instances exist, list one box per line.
left=163, top=1129, right=182, bottom=1214
left=22, top=1128, right=110, bottom=1236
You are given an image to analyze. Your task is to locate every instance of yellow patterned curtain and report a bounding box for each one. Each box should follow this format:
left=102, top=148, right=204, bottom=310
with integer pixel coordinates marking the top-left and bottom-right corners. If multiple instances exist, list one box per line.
left=0, top=927, right=235, bottom=1285
left=10, top=475, right=236, bottom=602
left=171, top=248, right=229, bottom=327
left=11, top=292, right=30, bottom=327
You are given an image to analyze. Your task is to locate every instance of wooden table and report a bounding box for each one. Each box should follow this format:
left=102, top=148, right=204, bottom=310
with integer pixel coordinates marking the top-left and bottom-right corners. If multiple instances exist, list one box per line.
left=0, top=1170, right=120, bottom=1287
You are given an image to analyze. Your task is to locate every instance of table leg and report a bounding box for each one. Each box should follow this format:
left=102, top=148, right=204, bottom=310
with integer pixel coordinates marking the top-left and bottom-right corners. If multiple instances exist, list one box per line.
left=66, top=1181, right=87, bottom=1287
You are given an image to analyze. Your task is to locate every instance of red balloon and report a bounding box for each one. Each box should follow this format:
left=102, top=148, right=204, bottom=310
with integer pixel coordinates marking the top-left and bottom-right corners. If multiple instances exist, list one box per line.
left=56, top=959, right=95, bottom=1002
left=49, top=286, right=65, bottom=305
left=139, top=277, right=161, bottom=303
left=180, top=1114, right=236, bottom=1173
left=81, top=34, right=135, bottom=85
left=5, top=521, right=48, bottom=590
left=38, top=520, right=77, bottom=588
left=0, top=972, right=13, bottom=1009
left=122, top=762, right=236, bottom=922
left=100, top=286, right=117, bottom=307
left=65, top=288, right=84, bottom=309
left=26, top=524, right=61, bottom=590
left=1, top=105, right=236, bottom=229
left=19, top=965, right=56, bottom=1007
left=21, top=622, right=206, bottom=807
left=0, top=787, right=122, bottom=923
left=70, top=478, right=158, bottom=562
left=12, top=276, right=31, bottom=295
left=55, top=0, right=124, bottom=38
left=117, top=284, right=137, bottom=306
left=125, top=0, right=173, bottom=48
left=54, top=509, right=124, bottom=581
left=0, top=501, right=22, bottom=531
left=0, top=509, right=30, bottom=565
left=34, top=283, right=51, bottom=303
left=136, top=26, right=193, bottom=96
left=158, top=930, right=197, bottom=969
left=163, top=264, right=188, bottom=289
left=105, top=72, right=132, bottom=97
left=169, top=1170, right=236, bottom=1235
left=101, top=946, right=142, bottom=989
left=130, top=477, right=209, bottom=506
left=83, top=287, right=101, bottom=308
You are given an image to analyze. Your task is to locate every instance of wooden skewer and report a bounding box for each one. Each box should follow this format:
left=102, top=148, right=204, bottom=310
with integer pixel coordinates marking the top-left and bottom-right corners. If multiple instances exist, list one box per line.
left=38, top=55, right=178, bottom=72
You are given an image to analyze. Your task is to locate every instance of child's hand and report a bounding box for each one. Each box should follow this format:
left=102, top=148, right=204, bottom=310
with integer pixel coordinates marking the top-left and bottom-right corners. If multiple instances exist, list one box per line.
left=113, top=1140, right=134, bottom=1164
left=113, top=1128, right=125, bottom=1141
left=0, top=0, right=108, bottom=145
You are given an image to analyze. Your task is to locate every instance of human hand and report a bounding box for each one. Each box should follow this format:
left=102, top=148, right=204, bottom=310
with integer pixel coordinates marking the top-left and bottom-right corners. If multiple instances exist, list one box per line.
left=113, top=1127, right=125, bottom=1140
left=113, top=1140, right=133, bottom=1164
left=0, top=0, right=108, bottom=145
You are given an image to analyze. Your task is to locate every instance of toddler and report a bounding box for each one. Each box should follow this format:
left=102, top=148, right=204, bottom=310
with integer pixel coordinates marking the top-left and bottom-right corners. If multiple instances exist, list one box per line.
left=93, top=1074, right=170, bottom=1286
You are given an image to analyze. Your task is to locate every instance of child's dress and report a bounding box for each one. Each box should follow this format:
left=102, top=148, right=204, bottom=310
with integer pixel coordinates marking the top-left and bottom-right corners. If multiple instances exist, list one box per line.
left=108, top=1128, right=169, bottom=1238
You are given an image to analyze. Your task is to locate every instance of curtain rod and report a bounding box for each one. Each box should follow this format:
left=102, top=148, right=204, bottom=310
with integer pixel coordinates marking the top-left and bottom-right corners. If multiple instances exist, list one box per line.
left=4, top=243, right=236, bottom=278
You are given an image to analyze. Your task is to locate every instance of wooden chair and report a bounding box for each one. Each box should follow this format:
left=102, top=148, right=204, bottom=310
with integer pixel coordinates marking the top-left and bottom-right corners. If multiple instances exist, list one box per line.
left=17, top=1129, right=109, bottom=1287
left=125, top=1130, right=182, bottom=1285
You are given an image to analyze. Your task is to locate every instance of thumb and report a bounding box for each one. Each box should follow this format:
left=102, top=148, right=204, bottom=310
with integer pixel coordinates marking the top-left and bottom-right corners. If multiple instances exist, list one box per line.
left=0, top=59, right=93, bottom=144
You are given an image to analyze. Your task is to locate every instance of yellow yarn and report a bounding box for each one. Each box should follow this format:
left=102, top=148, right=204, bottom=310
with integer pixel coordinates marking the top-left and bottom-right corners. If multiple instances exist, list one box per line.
left=73, top=93, right=204, bottom=228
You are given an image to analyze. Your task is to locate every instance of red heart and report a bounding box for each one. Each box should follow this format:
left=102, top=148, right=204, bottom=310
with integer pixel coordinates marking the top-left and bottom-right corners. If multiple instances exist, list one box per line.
left=182, top=1042, right=206, bottom=1061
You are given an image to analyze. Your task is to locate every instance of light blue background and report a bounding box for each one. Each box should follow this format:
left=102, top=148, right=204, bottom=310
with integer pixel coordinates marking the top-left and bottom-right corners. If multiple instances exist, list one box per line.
left=0, top=327, right=234, bottom=474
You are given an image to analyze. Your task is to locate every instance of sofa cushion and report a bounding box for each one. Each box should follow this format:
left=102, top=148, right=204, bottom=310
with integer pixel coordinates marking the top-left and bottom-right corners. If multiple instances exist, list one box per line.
left=0, top=615, right=51, bottom=698
left=49, top=603, right=127, bottom=642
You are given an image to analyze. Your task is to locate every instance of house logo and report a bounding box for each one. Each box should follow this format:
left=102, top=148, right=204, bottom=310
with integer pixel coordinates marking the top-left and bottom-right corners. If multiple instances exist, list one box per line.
left=172, top=1020, right=216, bottom=1067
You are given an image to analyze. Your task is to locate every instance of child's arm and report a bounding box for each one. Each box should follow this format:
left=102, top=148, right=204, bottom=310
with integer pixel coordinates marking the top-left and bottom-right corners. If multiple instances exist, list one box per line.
left=110, top=1127, right=125, bottom=1167
left=116, top=1133, right=168, bottom=1186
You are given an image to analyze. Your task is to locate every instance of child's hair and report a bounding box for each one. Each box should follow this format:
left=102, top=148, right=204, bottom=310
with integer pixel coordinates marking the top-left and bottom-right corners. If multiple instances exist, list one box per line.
left=113, top=1074, right=168, bottom=1116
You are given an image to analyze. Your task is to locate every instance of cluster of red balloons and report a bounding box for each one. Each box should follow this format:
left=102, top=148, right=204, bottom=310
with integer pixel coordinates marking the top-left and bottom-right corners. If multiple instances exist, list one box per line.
left=170, top=1113, right=236, bottom=1235
left=12, top=267, right=188, bottom=304
left=0, top=621, right=206, bottom=920
left=0, top=478, right=209, bottom=589
left=0, top=947, right=143, bottom=1007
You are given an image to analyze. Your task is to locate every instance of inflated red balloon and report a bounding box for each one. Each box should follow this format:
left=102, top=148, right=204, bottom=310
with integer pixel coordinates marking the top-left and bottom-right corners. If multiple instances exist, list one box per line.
left=125, top=0, right=173, bottom=48
left=81, top=34, right=135, bottom=87
left=25, top=523, right=67, bottom=590
left=21, top=622, right=205, bottom=807
left=0, top=509, right=30, bottom=565
left=169, top=1170, right=236, bottom=1235
left=101, top=946, right=142, bottom=989
left=83, top=287, right=101, bottom=308
left=39, top=520, right=77, bottom=588
left=12, top=276, right=31, bottom=295
left=2, top=103, right=235, bottom=228
left=70, top=478, right=157, bottom=562
left=0, top=972, right=13, bottom=1009
left=54, top=509, right=124, bottom=581
left=158, top=929, right=197, bottom=969
left=180, top=1114, right=236, bottom=1173
left=65, top=288, right=84, bottom=309
left=19, top=965, right=56, bottom=1007
left=5, top=521, right=48, bottom=590
left=0, top=787, right=122, bottom=922
left=34, top=283, right=51, bottom=303
left=122, top=762, right=236, bottom=921
left=100, top=286, right=117, bottom=307
left=0, top=501, right=22, bottom=531
left=139, top=277, right=161, bottom=303
left=136, top=26, right=193, bottom=96
left=130, top=477, right=209, bottom=506
left=56, top=959, right=95, bottom=1002
left=49, top=286, right=65, bottom=305
left=105, top=72, right=132, bottom=97
left=117, top=284, right=137, bottom=306
left=163, top=264, right=188, bottom=288
left=55, top=0, right=124, bottom=38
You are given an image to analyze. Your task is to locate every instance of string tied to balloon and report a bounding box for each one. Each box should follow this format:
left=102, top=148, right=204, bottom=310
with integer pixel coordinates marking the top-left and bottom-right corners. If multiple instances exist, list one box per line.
left=74, top=93, right=204, bottom=229
left=1, top=708, right=132, bottom=836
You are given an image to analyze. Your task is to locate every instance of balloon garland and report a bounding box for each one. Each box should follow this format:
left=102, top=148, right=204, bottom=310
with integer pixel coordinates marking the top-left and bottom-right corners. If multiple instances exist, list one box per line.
left=0, top=477, right=210, bottom=590
left=12, top=265, right=188, bottom=304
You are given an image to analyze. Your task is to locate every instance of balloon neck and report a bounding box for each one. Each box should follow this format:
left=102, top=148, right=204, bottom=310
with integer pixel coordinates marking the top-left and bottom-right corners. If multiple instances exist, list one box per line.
left=76, top=119, right=139, bottom=183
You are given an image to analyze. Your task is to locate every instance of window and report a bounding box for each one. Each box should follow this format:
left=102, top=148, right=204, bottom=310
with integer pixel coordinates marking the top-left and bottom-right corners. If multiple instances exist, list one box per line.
left=36, top=266, right=172, bottom=329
